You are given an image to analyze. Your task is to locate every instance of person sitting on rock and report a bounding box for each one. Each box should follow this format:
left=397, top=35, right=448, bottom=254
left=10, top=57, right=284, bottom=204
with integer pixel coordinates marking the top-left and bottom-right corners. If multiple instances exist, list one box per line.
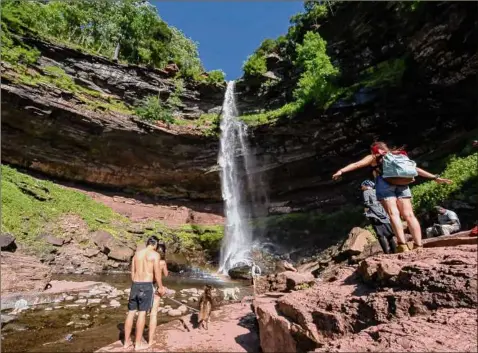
left=426, top=206, right=461, bottom=237
left=361, top=180, right=397, bottom=254
left=123, top=236, right=165, bottom=351
left=148, top=242, right=169, bottom=348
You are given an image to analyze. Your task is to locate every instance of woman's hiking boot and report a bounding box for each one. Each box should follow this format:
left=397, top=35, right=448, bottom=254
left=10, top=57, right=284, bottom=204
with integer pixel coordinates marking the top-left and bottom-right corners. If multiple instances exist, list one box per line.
left=411, top=243, right=423, bottom=250
left=396, top=243, right=410, bottom=253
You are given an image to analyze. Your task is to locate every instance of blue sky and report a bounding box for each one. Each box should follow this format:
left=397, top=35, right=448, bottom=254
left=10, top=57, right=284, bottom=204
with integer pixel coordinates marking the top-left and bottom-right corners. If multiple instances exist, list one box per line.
left=153, top=1, right=305, bottom=80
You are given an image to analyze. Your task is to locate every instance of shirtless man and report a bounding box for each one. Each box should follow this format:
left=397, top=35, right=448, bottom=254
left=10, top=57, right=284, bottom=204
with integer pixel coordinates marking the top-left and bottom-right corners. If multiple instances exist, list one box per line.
left=123, top=236, right=165, bottom=351
left=148, top=242, right=168, bottom=348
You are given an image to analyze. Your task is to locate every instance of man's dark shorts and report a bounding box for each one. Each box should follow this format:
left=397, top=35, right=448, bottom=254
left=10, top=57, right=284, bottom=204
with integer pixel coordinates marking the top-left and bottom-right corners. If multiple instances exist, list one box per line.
left=127, top=282, right=154, bottom=312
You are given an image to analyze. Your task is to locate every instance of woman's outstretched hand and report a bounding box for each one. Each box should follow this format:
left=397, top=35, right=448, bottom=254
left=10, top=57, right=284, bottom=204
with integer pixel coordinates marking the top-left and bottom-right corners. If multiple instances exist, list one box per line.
left=435, top=177, right=453, bottom=184
left=332, top=170, right=343, bottom=180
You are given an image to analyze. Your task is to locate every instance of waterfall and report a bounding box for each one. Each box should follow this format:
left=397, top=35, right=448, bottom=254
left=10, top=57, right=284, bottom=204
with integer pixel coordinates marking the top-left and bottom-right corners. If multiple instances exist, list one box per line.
left=218, top=81, right=258, bottom=274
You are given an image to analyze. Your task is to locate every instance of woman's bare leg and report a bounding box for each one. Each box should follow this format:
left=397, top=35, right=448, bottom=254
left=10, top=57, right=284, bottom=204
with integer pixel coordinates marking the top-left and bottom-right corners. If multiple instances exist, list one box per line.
left=148, top=294, right=161, bottom=347
left=380, top=198, right=407, bottom=244
left=397, top=198, right=422, bottom=247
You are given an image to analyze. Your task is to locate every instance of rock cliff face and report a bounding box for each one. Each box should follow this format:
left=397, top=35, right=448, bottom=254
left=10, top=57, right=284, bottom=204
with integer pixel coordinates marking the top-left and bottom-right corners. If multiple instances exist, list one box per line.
left=238, top=1, right=477, bottom=210
left=1, top=37, right=225, bottom=199
left=254, top=245, right=478, bottom=352
left=2, top=2, right=476, bottom=207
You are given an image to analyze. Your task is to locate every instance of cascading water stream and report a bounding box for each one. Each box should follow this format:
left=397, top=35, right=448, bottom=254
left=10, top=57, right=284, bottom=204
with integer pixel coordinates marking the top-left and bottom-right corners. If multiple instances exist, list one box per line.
left=218, top=81, right=257, bottom=274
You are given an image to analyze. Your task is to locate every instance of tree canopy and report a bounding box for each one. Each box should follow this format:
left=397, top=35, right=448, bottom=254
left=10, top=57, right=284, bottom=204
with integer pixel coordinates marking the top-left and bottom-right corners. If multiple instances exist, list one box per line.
left=1, top=0, right=213, bottom=79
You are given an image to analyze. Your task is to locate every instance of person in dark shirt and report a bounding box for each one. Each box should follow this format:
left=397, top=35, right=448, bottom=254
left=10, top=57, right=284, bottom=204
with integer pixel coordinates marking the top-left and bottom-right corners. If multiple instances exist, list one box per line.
left=361, top=180, right=397, bottom=254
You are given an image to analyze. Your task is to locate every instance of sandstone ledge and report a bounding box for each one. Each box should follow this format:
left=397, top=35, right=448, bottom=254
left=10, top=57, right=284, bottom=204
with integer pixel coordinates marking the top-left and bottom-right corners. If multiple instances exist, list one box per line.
left=254, top=245, right=478, bottom=353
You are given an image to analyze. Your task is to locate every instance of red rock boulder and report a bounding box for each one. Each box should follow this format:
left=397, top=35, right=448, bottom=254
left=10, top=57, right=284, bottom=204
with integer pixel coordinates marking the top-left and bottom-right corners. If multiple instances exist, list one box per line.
left=1, top=252, right=52, bottom=294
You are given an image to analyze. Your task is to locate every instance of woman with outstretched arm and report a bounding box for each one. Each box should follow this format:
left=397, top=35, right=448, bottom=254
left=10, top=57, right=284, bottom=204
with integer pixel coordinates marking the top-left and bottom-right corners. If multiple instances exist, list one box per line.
left=332, top=141, right=452, bottom=252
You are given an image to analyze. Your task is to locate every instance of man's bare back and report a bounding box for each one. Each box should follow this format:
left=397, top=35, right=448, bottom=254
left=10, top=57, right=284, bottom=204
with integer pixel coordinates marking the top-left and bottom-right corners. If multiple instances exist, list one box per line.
left=131, top=247, right=159, bottom=282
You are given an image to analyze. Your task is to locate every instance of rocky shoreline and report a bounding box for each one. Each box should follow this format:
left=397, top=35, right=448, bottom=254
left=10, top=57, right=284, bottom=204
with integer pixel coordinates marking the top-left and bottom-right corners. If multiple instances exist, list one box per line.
left=96, top=234, right=477, bottom=353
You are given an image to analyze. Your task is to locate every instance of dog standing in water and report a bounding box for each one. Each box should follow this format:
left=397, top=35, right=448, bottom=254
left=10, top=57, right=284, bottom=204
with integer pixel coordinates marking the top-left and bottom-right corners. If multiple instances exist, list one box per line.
left=198, top=285, right=213, bottom=330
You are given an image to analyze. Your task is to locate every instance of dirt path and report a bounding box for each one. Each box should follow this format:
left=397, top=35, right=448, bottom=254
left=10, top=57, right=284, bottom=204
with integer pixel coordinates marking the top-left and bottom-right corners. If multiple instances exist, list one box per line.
left=62, top=184, right=224, bottom=228
left=97, top=301, right=263, bottom=352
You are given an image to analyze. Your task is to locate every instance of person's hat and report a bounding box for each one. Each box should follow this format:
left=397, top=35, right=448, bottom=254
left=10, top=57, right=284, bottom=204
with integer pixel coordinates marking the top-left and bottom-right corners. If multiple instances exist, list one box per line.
left=361, top=180, right=375, bottom=188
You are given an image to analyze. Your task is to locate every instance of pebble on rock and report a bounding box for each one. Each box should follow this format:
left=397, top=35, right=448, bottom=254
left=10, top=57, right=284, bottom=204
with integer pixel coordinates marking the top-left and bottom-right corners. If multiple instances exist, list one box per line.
left=109, top=300, right=121, bottom=308
left=167, top=309, right=182, bottom=317
left=178, top=305, right=188, bottom=314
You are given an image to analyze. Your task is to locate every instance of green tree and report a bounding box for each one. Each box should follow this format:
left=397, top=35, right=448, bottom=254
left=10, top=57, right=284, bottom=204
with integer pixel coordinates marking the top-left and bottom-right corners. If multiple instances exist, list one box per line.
left=243, top=52, right=267, bottom=77
left=293, top=31, right=338, bottom=106
left=1, top=0, right=209, bottom=79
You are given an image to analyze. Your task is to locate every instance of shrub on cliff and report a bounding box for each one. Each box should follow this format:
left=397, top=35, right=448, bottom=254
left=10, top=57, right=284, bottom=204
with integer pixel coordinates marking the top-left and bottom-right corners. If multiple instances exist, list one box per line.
left=204, top=70, right=226, bottom=85
left=412, top=152, right=478, bottom=213
left=135, top=96, right=175, bottom=124
left=242, top=38, right=281, bottom=77
left=293, top=31, right=339, bottom=106
left=243, top=52, right=268, bottom=77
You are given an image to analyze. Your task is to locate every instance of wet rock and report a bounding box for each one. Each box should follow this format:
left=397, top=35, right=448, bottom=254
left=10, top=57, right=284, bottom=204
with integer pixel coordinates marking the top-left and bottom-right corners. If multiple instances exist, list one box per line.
left=167, top=309, right=182, bottom=317
left=1, top=314, right=16, bottom=327
left=228, top=265, right=252, bottom=280
left=12, top=299, right=28, bottom=314
left=109, top=300, right=121, bottom=308
left=178, top=305, right=188, bottom=314
left=67, top=314, right=92, bottom=328
left=75, top=299, right=87, bottom=304
left=0, top=234, right=17, bottom=252
left=1, top=252, right=52, bottom=295
left=44, top=307, right=53, bottom=311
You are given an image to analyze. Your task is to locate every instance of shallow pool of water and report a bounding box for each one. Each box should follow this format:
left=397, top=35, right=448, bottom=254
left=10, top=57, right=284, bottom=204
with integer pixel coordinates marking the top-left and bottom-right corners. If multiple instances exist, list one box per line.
left=2, top=271, right=250, bottom=352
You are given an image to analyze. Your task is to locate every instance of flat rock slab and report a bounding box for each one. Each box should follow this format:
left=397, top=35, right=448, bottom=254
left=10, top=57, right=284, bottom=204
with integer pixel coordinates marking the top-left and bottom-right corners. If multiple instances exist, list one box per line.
left=44, top=280, right=103, bottom=294
left=423, top=233, right=477, bottom=248
left=315, top=308, right=477, bottom=352
left=97, top=303, right=260, bottom=352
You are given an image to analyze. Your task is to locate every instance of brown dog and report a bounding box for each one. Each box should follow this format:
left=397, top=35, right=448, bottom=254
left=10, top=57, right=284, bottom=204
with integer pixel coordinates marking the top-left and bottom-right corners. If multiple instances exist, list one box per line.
left=198, top=285, right=213, bottom=330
